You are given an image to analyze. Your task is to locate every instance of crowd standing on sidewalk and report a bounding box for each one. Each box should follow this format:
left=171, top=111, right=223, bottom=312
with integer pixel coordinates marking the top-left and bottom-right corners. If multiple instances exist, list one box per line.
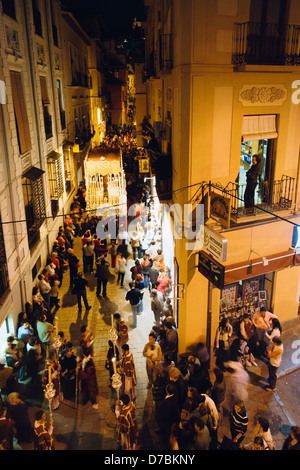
left=0, top=129, right=298, bottom=452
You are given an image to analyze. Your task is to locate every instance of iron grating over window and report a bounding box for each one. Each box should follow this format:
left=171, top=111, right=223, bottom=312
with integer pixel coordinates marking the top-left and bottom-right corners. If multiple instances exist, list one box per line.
left=22, top=167, right=46, bottom=248
left=0, top=214, right=10, bottom=304
left=47, top=151, right=64, bottom=201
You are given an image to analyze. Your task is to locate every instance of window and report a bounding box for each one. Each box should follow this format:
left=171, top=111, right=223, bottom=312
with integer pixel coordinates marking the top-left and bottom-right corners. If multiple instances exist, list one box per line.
left=2, top=0, right=16, bottom=19
left=22, top=167, right=46, bottom=248
left=40, top=76, right=52, bottom=140
left=10, top=71, right=32, bottom=155
left=0, top=213, right=10, bottom=303
left=32, top=0, right=42, bottom=37
left=57, top=80, right=66, bottom=130
left=47, top=151, right=64, bottom=214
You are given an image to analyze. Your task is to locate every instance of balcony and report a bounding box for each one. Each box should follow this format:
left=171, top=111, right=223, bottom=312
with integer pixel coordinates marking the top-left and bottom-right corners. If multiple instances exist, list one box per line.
left=232, top=22, right=300, bottom=66
left=224, top=174, right=296, bottom=219
left=143, top=34, right=173, bottom=81
left=189, top=175, right=296, bottom=225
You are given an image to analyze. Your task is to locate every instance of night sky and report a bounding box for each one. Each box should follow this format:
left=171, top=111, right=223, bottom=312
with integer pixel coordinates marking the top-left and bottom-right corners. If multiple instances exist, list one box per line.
left=61, top=0, right=146, bottom=39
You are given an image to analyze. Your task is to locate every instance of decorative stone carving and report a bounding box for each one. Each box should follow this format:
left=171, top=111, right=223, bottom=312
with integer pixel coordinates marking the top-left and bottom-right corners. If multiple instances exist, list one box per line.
left=166, top=88, right=173, bottom=104
left=36, top=43, right=46, bottom=67
left=5, top=26, right=20, bottom=52
left=239, top=85, right=287, bottom=106
left=54, top=52, right=61, bottom=71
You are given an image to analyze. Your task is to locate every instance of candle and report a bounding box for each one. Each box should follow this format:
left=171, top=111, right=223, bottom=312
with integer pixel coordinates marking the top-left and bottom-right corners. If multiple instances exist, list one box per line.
left=112, top=357, right=117, bottom=374
left=111, top=314, right=114, bottom=329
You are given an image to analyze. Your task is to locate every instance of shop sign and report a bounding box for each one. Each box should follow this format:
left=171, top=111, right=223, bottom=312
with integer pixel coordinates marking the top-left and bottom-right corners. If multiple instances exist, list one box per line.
left=198, top=250, right=225, bottom=289
left=210, top=192, right=231, bottom=229
left=139, top=158, right=150, bottom=173
left=202, top=225, right=227, bottom=262
left=292, top=225, right=300, bottom=251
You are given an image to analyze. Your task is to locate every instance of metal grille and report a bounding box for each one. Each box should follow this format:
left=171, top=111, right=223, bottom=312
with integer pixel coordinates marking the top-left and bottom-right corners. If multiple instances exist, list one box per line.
left=0, top=214, right=10, bottom=304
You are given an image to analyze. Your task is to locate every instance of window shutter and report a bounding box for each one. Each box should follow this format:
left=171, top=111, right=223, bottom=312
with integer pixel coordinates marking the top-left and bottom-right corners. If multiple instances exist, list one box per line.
left=40, top=76, right=50, bottom=105
left=10, top=71, right=32, bottom=154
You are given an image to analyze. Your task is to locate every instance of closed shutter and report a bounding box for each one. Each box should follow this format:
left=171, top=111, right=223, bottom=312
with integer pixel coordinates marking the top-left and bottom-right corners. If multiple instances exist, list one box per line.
left=10, top=71, right=32, bottom=154
left=40, top=76, right=50, bottom=105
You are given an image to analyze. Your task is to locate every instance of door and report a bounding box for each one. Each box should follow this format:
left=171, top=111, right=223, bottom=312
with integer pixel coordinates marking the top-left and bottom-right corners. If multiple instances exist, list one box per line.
left=248, top=0, right=290, bottom=63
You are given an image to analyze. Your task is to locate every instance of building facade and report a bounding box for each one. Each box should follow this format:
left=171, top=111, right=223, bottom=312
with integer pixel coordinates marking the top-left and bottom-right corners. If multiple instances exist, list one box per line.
left=143, top=0, right=300, bottom=353
left=0, top=0, right=95, bottom=341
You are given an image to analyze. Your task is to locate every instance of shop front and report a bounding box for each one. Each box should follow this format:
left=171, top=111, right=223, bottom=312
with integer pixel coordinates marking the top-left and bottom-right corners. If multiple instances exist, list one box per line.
left=219, top=249, right=296, bottom=333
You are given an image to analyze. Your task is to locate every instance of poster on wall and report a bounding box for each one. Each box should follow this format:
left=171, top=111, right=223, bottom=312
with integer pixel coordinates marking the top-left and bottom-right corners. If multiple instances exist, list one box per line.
left=221, top=284, right=238, bottom=309
left=242, top=278, right=259, bottom=302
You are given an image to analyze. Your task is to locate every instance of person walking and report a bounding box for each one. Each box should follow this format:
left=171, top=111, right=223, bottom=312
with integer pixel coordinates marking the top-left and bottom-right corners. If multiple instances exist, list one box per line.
left=114, top=313, right=129, bottom=346
left=214, top=317, right=233, bottom=370
left=67, top=248, right=80, bottom=289
left=230, top=400, right=248, bottom=446
left=109, top=241, right=118, bottom=268
left=143, top=332, right=162, bottom=388
left=125, top=282, right=142, bottom=328
left=150, top=289, right=164, bottom=326
left=78, top=353, right=98, bottom=409
left=119, top=344, right=137, bottom=401
left=135, top=274, right=145, bottom=312
left=116, top=254, right=127, bottom=288
left=96, top=256, right=110, bottom=297
left=33, top=410, right=54, bottom=450
left=83, top=240, right=94, bottom=273
left=73, top=272, right=91, bottom=312
left=141, top=255, right=151, bottom=288
left=116, top=393, right=139, bottom=450
left=211, top=367, right=226, bottom=427
left=265, top=336, right=283, bottom=392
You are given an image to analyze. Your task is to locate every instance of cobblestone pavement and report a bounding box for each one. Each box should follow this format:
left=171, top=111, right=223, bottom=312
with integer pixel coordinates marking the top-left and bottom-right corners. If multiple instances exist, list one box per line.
left=18, top=235, right=300, bottom=451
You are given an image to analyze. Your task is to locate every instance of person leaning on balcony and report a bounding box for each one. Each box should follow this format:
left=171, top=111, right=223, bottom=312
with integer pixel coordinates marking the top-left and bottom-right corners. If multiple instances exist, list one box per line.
left=244, top=153, right=261, bottom=213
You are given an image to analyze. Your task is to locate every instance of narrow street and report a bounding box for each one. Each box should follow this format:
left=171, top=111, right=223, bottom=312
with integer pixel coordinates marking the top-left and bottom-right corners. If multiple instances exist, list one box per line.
left=17, top=232, right=300, bottom=451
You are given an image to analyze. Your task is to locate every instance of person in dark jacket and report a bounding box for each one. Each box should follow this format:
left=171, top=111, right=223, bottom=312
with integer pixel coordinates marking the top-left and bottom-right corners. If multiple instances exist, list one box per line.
left=244, top=154, right=261, bottom=212
left=156, top=382, right=180, bottom=442
left=67, top=248, right=80, bottom=288
left=125, top=282, right=142, bottom=328
left=96, top=257, right=110, bottom=297
left=73, top=272, right=91, bottom=311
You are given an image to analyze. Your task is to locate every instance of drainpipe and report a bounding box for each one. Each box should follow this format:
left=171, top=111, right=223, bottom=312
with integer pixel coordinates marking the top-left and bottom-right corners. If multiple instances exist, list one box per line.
left=293, top=147, right=300, bottom=214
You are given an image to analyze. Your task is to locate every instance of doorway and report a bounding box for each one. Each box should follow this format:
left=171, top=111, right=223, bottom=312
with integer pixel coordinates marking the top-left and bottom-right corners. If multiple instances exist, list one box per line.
left=239, top=137, right=275, bottom=206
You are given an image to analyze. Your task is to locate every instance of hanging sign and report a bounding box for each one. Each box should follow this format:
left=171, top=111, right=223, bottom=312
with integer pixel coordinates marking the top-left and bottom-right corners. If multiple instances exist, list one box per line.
left=210, top=191, right=231, bottom=229
left=198, top=250, right=225, bottom=289
left=202, top=225, right=228, bottom=262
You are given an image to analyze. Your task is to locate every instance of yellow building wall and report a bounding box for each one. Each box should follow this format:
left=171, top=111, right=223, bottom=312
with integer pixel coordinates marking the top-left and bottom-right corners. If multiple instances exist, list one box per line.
left=272, top=266, right=300, bottom=322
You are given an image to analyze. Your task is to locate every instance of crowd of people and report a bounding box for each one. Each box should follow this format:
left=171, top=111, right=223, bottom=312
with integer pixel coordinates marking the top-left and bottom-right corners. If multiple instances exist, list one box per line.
left=0, top=128, right=299, bottom=451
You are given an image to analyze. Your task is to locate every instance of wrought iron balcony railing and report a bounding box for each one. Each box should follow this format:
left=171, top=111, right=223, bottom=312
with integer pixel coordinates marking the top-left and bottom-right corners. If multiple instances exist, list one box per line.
left=232, top=22, right=300, bottom=66
left=189, top=175, right=296, bottom=222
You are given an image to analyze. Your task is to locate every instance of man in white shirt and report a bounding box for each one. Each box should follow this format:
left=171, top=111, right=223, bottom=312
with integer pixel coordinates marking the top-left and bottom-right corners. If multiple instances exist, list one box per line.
left=37, top=274, right=51, bottom=307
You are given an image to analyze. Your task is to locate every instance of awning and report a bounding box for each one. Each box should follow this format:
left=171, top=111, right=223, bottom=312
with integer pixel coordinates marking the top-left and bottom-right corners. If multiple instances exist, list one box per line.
left=242, top=114, right=278, bottom=142
left=22, top=166, right=45, bottom=181
left=63, top=141, right=74, bottom=148
left=224, top=249, right=295, bottom=284
left=47, top=151, right=62, bottom=162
